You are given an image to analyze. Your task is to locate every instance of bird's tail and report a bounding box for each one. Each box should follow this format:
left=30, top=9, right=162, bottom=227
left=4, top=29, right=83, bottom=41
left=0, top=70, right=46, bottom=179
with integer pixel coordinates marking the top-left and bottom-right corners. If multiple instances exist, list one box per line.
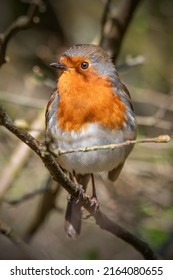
left=64, top=196, right=82, bottom=239
left=64, top=174, right=90, bottom=239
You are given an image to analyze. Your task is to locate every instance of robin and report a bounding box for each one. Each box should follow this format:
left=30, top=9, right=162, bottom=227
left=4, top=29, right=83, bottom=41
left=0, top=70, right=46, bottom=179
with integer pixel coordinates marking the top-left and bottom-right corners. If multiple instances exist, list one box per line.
left=46, top=44, right=137, bottom=238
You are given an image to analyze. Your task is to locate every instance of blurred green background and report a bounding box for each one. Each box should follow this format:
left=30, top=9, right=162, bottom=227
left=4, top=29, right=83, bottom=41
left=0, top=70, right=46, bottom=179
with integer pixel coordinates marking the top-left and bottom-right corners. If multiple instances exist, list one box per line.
left=0, top=0, right=173, bottom=260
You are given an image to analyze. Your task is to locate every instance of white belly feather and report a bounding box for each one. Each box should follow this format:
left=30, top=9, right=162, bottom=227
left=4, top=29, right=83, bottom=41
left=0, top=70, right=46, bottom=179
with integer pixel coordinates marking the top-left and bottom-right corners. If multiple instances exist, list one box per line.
left=49, top=122, right=134, bottom=174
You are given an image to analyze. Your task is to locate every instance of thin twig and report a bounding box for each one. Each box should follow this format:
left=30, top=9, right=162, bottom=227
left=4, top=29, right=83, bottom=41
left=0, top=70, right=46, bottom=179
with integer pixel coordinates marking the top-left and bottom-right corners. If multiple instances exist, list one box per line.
left=45, top=135, right=171, bottom=157
left=5, top=185, right=49, bottom=205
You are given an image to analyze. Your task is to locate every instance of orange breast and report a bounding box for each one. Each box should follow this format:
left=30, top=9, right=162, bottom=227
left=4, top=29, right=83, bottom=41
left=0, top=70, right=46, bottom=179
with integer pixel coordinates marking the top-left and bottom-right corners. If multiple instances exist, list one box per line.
left=57, top=70, right=127, bottom=132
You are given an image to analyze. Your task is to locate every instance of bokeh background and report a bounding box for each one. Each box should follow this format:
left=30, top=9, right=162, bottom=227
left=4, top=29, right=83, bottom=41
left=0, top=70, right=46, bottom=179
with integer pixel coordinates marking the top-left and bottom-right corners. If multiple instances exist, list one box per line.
left=0, top=0, right=173, bottom=259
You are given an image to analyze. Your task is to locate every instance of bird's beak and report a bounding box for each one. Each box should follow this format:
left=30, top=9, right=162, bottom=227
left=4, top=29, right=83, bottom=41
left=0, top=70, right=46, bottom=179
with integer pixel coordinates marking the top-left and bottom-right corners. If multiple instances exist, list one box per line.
left=50, top=62, right=69, bottom=70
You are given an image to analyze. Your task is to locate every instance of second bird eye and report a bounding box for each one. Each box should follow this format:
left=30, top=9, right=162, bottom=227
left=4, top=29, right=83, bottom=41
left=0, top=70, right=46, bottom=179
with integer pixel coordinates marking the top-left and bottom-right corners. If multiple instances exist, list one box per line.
left=80, top=61, right=89, bottom=70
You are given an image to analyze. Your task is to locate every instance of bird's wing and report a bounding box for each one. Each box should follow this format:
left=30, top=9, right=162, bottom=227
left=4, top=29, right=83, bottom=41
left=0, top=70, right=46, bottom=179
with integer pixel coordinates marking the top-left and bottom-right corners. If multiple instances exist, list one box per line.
left=114, top=82, right=134, bottom=112
left=45, top=89, right=60, bottom=134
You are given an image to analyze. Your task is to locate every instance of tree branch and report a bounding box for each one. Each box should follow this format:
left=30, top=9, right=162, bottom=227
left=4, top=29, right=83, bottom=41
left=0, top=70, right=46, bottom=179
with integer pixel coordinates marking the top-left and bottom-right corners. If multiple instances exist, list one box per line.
left=99, top=0, right=111, bottom=46
left=100, top=0, right=142, bottom=62
left=94, top=211, right=157, bottom=259
left=0, top=217, right=33, bottom=258
left=5, top=184, right=49, bottom=205
left=25, top=178, right=61, bottom=239
left=117, top=55, right=146, bottom=71
left=0, top=111, right=45, bottom=200
left=0, top=0, right=43, bottom=66
left=0, top=105, right=158, bottom=259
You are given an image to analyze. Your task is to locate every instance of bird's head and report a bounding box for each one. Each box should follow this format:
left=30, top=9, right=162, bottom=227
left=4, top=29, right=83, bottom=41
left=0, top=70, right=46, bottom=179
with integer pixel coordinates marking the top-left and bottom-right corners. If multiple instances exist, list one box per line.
left=50, top=44, right=118, bottom=83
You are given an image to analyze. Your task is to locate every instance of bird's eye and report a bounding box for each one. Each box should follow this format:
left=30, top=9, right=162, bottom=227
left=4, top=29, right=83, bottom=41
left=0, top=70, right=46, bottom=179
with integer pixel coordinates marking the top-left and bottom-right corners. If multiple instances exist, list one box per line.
left=80, top=61, right=89, bottom=70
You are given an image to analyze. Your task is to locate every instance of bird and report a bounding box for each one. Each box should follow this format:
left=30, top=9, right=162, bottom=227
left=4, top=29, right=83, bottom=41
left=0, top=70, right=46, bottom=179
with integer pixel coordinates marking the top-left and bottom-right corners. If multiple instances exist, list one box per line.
left=45, top=44, right=137, bottom=239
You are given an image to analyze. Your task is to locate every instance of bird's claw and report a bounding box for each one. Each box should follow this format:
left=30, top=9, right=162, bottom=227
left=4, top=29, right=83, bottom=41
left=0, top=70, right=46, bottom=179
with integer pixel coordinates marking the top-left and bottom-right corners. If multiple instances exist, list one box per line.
left=75, top=184, right=85, bottom=203
left=82, top=196, right=99, bottom=220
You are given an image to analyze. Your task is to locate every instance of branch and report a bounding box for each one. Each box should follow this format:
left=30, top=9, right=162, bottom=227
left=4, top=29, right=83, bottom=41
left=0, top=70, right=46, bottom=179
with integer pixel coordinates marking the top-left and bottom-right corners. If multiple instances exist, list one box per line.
left=5, top=184, right=49, bottom=205
left=0, top=217, right=33, bottom=258
left=0, top=90, right=46, bottom=108
left=137, top=116, right=172, bottom=130
left=94, top=211, right=157, bottom=259
left=0, top=106, right=158, bottom=259
left=99, top=0, right=111, bottom=46
left=0, top=111, right=45, bottom=200
left=117, top=55, right=146, bottom=71
left=25, top=178, right=61, bottom=239
left=100, top=0, right=142, bottom=62
left=0, top=0, right=43, bottom=66
left=45, top=135, right=170, bottom=157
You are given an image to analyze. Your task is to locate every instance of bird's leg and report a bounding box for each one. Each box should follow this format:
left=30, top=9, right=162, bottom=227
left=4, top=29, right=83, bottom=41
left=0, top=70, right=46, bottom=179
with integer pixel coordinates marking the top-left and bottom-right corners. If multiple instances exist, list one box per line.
left=91, top=174, right=99, bottom=210
left=83, top=174, right=99, bottom=220
left=71, top=170, right=78, bottom=184
left=70, top=171, right=85, bottom=200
